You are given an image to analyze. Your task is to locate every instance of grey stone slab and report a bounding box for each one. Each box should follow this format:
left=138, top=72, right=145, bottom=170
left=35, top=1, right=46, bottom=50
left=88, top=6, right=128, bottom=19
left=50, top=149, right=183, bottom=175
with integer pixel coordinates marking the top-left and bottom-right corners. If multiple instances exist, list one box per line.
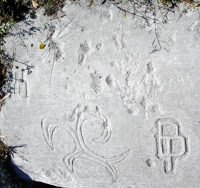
left=0, top=2, right=200, bottom=188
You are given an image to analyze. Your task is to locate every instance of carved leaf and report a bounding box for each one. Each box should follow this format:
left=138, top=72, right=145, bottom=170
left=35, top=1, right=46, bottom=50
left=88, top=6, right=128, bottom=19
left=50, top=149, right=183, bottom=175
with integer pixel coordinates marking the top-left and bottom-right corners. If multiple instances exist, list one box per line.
left=109, top=149, right=131, bottom=164
left=41, top=117, right=58, bottom=150
left=64, top=151, right=82, bottom=172
left=93, top=127, right=111, bottom=143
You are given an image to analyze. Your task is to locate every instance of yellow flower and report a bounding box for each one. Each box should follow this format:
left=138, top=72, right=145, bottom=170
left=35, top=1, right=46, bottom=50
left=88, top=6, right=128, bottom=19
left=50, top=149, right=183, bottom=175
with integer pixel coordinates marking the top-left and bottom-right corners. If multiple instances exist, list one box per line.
left=39, top=43, right=45, bottom=49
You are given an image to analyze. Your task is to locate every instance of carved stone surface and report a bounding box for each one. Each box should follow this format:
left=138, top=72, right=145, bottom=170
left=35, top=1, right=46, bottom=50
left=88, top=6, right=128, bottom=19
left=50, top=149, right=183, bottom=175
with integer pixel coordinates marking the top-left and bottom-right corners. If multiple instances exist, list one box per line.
left=0, top=2, right=200, bottom=187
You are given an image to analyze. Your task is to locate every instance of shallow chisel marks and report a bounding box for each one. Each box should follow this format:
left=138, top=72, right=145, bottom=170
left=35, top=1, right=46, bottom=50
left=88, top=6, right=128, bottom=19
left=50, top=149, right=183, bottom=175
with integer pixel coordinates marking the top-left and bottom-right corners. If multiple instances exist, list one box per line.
left=48, top=38, right=62, bottom=86
left=41, top=117, right=58, bottom=150
left=78, top=41, right=89, bottom=66
left=118, top=69, right=140, bottom=116
left=146, top=159, right=155, bottom=167
left=56, top=15, right=78, bottom=39
left=96, top=43, right=103, bottom=51
left=154, top=118, right=189, bottom=174
left=106, top=74, right=115, bottom=87
left=144, top=62, right=161, bottom=100
left=50, top=62, right=55, bottom=87
left=78, top=53, right=85, bottom=66
left=100, top=10, right=113, bottom=23
left=35, top=25, right=58, bottom=64
left=112, top=33, right=121, bottom=50
left=90, top=70, right=102, bottom=93
left=63, top=105, right=130, bottom=182
left=45, top=167, right=72, bottom=186
left=14, top=72, right=28, bottom=98
left=118, top=61, right=162, bottom=116
left=146, top=61, right=154, bottom=73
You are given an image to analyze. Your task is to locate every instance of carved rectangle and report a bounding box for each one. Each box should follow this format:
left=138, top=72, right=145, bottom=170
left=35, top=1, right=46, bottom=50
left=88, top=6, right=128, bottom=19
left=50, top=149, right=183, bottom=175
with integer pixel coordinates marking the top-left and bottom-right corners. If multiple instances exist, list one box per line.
left=170, top=139, right=183, bottom=155
left=161, top=139, right=169, bottom=155
left=162, top=124, right=178, bottom=137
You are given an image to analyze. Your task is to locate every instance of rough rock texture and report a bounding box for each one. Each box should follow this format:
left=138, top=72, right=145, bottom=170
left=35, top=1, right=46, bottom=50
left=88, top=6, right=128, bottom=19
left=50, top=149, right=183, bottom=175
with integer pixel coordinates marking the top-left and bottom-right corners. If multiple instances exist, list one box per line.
left=0, top=1, right=200, bottom=188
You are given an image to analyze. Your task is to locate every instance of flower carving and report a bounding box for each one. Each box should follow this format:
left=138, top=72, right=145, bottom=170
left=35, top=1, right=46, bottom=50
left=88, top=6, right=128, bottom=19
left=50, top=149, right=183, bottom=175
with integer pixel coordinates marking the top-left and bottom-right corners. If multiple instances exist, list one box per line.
left=42, top=105, right=130, bottom=182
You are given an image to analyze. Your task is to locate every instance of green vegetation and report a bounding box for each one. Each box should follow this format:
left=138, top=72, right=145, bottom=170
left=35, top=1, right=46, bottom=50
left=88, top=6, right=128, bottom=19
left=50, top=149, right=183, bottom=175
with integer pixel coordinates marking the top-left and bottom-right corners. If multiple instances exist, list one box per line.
left=0, top=0, right=199, bottom=37
left=0, top=0, right=30, bottom=36
left=39, top=0, right=66, bottom=15
left=0, top=138, right=10, bottom=162
left=0, top=0, right=66, bottom=36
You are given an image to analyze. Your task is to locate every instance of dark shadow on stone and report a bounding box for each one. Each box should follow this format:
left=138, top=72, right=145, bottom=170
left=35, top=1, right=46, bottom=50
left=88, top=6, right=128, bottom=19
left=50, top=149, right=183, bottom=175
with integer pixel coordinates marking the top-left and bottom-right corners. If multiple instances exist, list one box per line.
left=0, top=141, right=58, bottom=188
left=8, top=161, right=59, bottom=187
left=10, top=160, right=32, bottom=180
left=0, top=0, right=29, bottom=23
